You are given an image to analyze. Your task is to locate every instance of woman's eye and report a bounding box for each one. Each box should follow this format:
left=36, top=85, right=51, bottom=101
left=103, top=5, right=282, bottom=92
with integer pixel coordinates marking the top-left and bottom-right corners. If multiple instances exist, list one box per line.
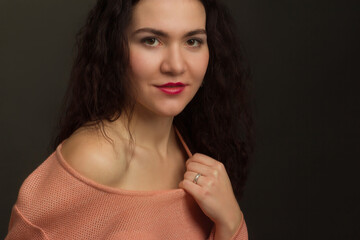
left=186, top=39, right=202, bottom=47
left=142, top=37, right=160, bottom=47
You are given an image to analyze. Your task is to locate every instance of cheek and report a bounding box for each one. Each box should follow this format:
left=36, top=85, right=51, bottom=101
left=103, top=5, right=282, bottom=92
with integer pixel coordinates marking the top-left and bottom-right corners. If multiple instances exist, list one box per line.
left=189, top=51, right=209, bottom=81
left=129, top=48, right=159, bottom=81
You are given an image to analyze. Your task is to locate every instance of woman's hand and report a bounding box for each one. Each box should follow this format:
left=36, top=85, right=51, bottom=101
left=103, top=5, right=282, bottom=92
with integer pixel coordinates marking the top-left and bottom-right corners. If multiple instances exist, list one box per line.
left=178, top=153, right=243, bottom=239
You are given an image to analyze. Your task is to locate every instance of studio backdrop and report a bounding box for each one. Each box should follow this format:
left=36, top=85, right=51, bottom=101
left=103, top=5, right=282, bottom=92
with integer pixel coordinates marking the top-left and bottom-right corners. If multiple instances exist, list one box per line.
left=1, top=0, right=359, bottom=239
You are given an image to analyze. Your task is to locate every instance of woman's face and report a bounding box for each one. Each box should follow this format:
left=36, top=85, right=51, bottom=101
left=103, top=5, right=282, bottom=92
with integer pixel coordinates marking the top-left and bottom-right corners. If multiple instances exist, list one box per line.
left=127, top=0, right=209, bottom=117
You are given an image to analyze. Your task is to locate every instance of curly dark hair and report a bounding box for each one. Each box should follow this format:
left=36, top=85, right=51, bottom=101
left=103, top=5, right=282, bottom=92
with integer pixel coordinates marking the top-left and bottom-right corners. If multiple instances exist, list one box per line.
left=53, top=0, right=254, bottom=201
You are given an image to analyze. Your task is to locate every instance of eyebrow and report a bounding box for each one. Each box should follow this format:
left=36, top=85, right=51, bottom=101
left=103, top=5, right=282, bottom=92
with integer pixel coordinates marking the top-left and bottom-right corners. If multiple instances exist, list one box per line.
left=132, top=28, right=207, bottom=38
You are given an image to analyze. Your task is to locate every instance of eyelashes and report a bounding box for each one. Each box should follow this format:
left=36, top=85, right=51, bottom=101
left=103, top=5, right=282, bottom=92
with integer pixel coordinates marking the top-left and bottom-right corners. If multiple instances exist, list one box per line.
left=140, top=37, right=204, bottom=48
left=186, top=38, right=203, bottom=47
left=141, top=37, right=161, bottom=47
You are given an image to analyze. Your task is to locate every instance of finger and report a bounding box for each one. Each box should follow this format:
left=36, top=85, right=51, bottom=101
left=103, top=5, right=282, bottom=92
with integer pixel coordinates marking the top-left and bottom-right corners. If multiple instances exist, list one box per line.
left=186, top=153, right=220, bottom=168
left=178, top=179, right=205, bottom=200
left=184, top=171, right=206, bottom=186
left=187, top=160, right=223, bottom=180
left=186, top=161, right=213, bottom=177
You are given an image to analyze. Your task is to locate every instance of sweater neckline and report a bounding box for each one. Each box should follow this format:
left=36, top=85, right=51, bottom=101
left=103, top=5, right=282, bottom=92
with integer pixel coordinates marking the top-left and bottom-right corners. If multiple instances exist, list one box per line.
left=55, top=126, right=192, bottom=196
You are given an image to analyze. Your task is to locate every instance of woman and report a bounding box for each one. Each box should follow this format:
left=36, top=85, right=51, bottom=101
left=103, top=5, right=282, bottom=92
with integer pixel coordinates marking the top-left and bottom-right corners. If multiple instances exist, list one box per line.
left=6, top=0, right=252, bottom=239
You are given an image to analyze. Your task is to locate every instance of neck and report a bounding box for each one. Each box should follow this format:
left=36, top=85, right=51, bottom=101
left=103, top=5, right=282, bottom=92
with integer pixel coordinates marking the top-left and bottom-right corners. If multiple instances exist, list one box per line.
left=114, top=104, right=177, bottom=160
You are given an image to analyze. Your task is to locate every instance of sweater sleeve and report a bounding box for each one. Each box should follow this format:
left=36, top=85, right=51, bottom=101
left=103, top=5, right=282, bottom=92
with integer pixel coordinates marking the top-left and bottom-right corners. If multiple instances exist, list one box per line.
left=5, top=205, right=49, bottom=240
left=207, top=213, right=248, bottom=240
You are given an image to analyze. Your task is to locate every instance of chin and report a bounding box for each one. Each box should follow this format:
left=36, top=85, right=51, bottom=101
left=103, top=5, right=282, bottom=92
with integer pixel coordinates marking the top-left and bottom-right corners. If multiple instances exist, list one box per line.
left=155, top=107, right=185, bottom=117
left=135, top=100, right=187, bottom=118
left=154, top=101, right=189, bottom=117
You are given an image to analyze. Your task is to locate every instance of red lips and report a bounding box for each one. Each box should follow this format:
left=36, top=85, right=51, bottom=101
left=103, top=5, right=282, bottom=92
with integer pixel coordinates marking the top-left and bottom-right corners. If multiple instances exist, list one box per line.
left=157, top=82, right=185, bottom=87
left=155, top=82, right=186, bottom=95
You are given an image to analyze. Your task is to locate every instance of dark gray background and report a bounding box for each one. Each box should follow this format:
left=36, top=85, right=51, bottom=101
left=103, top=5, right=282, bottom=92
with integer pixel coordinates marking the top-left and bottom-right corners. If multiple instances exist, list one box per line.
left=1, top=0, right=359, bottom=239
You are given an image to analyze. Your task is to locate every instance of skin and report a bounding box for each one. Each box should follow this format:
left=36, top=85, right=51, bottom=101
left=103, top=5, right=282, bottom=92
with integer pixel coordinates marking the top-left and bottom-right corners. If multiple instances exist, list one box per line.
left=61, top=0, right=242, bottom=239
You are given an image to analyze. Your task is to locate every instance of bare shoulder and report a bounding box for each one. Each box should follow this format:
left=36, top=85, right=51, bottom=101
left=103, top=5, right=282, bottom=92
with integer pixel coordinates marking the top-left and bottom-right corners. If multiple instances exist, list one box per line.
left=60, top=125, right=127, bottom=186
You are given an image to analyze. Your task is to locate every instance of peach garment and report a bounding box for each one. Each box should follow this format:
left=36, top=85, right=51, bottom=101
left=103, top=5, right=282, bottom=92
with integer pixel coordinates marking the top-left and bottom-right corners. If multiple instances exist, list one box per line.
left=6, top=128, right=248, bottom=240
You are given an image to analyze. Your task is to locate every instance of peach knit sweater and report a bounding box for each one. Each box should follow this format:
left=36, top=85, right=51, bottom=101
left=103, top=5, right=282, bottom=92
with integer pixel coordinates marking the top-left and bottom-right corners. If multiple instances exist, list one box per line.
left=6, top=129, right=248, bottom=240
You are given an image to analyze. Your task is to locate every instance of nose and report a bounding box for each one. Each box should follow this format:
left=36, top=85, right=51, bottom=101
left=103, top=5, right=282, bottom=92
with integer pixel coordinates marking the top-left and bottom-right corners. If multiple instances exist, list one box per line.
left=160, top=45, right=186, bottom=76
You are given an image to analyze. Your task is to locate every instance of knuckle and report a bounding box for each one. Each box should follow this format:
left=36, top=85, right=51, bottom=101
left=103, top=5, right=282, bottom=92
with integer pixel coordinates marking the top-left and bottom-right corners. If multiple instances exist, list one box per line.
left=211, top=169, right=219, bottom=178
left=216, top=161, right=224, bottom=170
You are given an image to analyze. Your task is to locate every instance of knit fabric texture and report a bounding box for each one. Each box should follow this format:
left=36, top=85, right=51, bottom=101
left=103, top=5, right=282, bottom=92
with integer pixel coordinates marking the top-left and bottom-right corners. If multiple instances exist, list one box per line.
left=6, top=129, right=248, bottom=240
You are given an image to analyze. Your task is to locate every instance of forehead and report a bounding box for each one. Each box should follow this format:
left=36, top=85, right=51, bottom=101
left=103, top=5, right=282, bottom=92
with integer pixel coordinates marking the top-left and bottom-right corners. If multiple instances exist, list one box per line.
left=129, top=0, right=206, bottom=32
